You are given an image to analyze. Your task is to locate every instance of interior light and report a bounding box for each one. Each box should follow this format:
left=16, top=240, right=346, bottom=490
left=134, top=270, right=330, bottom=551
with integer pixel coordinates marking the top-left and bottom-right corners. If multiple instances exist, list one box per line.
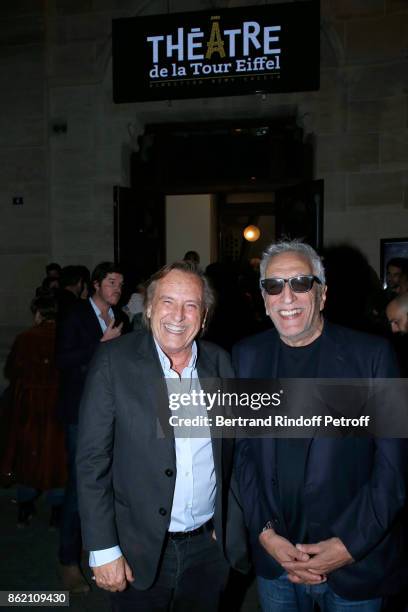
left=243, top=225, right=261, bottom=242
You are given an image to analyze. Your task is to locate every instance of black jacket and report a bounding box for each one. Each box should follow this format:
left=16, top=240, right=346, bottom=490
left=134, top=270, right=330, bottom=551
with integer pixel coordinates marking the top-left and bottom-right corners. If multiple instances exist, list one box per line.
left=233, top=322, right=408, bottom=599
left=77, top=329, right=249, bottom=589
left=56, top=299, right=130, bottom=424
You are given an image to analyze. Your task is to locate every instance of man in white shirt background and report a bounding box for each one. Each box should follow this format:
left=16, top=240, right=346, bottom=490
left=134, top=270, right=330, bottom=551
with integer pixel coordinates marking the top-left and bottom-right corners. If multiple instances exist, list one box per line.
left=56, top=262, right=130, bottom=593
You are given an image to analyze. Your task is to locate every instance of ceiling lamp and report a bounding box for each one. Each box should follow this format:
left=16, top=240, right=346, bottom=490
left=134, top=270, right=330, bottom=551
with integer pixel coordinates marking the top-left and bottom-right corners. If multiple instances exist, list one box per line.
left=243, top=225, right=261, bottom=242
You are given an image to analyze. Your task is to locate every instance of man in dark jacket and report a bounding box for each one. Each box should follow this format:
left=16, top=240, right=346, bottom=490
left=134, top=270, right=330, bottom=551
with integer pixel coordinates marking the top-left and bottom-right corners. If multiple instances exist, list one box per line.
left=77, top=262, right=248, bottom=611
left=233, top=240, right=407, bottom=612
left=56, top=262, right=130, bottom=592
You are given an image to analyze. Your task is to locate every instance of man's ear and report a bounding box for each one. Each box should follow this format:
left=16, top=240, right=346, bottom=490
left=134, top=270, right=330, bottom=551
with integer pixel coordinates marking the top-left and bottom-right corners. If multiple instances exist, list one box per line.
left=320, top=285, right=328, bottom=311
left=202, top=309, right=208, bottom=329
left=146, top=304, right=152, bottom=319
left=262, top=292, right=269, bottom=317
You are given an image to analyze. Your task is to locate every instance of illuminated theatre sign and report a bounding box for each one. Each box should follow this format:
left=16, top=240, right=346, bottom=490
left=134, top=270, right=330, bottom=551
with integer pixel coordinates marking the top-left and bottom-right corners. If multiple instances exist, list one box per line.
left=112, top=1, right=320, bottom=103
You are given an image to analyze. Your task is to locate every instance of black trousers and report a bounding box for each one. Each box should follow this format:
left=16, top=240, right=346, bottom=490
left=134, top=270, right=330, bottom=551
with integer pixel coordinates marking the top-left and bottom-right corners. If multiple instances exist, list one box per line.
left=110, top=530, right=229, bottom=612
left=59, top=424, right=82, bottom=565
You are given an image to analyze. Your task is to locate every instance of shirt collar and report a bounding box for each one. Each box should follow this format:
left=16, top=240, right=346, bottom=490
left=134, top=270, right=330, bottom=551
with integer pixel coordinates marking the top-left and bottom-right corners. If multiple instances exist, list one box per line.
left=154, top=337, right=198, bottom=374
left=89, top=297, right=114, bottom=320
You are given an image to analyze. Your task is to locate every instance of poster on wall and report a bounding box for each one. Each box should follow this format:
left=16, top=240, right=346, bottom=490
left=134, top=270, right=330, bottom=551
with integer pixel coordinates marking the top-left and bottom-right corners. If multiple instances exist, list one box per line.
left=112, top=1, right=320, bottom=103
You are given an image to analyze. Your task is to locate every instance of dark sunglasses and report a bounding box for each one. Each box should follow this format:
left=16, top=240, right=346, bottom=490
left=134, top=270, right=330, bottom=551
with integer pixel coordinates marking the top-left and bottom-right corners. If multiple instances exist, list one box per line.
left=260, top=275, right=322, bottom=295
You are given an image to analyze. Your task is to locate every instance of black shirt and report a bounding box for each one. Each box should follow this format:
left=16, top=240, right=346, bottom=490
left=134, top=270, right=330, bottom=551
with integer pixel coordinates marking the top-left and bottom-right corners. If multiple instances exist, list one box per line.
left=276, top=335, right=322, bottom=543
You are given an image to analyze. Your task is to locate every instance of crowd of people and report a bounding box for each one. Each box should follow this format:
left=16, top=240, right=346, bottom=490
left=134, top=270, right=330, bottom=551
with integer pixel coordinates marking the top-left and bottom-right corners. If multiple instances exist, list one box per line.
left=0, top=243, right=408, bottom=612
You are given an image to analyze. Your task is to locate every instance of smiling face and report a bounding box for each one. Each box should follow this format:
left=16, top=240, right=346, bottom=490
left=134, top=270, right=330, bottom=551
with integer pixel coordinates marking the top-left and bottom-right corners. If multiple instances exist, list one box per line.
left=146, top=270, right=205, bottom=361
left=263, top=251, right=327, bottom=347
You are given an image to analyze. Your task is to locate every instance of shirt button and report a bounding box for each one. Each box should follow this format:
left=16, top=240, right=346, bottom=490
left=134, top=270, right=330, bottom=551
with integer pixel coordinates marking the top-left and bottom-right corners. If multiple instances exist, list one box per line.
left=185, top=472, right=190, bottom=477
left=159, top=508, right=167, bottom=516
left=165, top=469, right=173, bottom=477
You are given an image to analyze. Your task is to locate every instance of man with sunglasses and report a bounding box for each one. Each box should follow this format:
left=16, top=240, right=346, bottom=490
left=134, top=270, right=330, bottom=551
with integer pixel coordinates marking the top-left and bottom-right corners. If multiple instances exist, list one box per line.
left=233, top=240, right=407, bottom=612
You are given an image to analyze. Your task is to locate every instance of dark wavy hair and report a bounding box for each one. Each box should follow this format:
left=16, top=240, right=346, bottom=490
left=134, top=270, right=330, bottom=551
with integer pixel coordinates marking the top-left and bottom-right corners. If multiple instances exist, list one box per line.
left=91, top=262, right=123, bottom=293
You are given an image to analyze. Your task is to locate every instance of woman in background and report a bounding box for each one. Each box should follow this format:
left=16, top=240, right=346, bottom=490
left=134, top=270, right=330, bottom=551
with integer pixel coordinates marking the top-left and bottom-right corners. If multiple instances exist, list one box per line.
left=1, top=295, right=67, bottom=527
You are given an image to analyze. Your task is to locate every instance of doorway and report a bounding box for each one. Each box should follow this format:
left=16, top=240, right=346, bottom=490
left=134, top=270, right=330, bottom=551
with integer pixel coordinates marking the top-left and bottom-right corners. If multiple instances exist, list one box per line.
left=114, top=119, right=321, bottom=278
left=217, top=180, right=323, bottom=266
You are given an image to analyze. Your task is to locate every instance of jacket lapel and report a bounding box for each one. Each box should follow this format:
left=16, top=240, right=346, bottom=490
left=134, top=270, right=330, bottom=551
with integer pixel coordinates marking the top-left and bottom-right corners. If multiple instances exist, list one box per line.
left=196, top=343, right=226, bottom=507
left=257, top=330, right=280, bottom=379
left=85, top=300, right=104, bottom=340
left=304, top=322, right=347, bottom=491
left=317, top=322, right=346, bottom=377
left=129, top=332, right=175, bottom=461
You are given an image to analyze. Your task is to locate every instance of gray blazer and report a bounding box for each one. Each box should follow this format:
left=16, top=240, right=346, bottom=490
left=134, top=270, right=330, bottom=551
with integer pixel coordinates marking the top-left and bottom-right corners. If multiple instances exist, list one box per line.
left=77, top=329, right=248, bottom=589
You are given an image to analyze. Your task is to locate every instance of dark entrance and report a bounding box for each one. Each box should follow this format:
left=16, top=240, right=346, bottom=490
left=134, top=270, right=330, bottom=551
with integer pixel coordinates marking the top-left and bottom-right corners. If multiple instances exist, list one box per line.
left=114, top=119, right=322, bottom=276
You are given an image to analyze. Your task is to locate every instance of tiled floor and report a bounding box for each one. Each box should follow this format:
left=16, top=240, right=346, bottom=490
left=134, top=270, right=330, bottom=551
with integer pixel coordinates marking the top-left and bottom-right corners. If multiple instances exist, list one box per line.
left=0, top=487, right=259, bottom=612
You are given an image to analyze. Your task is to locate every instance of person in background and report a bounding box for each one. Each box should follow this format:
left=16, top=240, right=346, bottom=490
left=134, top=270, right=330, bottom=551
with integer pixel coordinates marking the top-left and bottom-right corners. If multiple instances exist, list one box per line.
left=77, top=265, right=91, bottom=299
left=122, top=275, right=145, bottom=331
left=57, top=266, right=85, bottom=320
left=386, top=258, right=408, bottom=292
left=56, top=262, right=130, bottom=593
left=36, top=276, right=59, bottom=296
left=183, top=250, right=200, bottom=267
left=387, top=294, right=408, bottom=335
left=1, top=295, right=66, bottom=529
left=386, top=293, right=408, bottom=376
left=46, top=262, right=61, bottom=281
left=35, top=263, right=62, bottom=297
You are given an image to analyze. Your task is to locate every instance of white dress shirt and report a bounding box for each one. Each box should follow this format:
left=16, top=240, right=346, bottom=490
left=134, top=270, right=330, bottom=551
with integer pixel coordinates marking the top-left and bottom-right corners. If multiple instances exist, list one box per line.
left=89, top=297, right=114, bottom=333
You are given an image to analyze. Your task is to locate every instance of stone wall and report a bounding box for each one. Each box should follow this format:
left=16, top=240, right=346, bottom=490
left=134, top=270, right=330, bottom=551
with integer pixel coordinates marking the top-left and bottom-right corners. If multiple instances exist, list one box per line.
left=317, top=0, right=408, bottom=274
left=0, top=3, right=47, bottom=333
